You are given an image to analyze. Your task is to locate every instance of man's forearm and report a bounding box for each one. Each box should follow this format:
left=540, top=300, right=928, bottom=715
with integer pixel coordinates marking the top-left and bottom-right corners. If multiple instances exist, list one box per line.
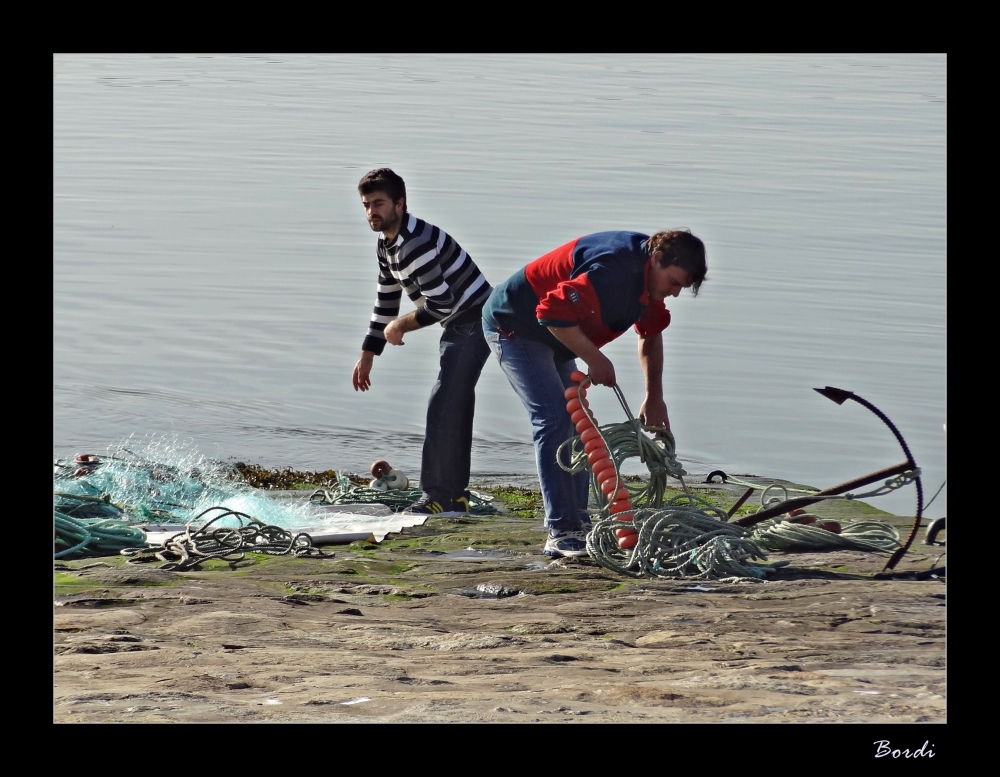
left=638, top=332, right=664, bottom=399
left=548, top=325, right=603, bottom=364
left=394, top=310, right=425, bottom=332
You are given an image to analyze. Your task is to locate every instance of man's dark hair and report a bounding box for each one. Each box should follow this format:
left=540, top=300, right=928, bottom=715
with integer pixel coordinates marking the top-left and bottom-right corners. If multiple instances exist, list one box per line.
left=358, top=168, right=407, bottom=211
left=648, top=229, right=707, bottom=296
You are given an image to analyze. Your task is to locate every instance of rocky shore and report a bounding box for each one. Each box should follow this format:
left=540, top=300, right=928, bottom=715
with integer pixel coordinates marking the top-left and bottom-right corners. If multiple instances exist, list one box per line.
left=54, top=474, right=945, bottom=723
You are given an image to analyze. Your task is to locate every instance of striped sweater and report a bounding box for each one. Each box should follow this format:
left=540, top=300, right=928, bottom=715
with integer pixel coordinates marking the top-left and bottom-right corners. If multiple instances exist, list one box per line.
left=362, top=213, right=492, bottom=355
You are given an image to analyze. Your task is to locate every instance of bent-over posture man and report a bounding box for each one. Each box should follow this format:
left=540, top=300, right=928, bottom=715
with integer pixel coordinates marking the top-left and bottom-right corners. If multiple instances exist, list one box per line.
left=352, top=168, right=492, bottom=515
left=482, top=230, right=707, bottom=556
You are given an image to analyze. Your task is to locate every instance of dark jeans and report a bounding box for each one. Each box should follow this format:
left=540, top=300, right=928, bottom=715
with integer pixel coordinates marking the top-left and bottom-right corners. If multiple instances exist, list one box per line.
left=419, top=319, right=491, bottom=500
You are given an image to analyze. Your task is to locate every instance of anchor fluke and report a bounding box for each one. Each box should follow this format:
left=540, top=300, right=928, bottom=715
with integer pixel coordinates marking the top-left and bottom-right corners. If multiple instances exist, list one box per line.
left=814, top=386, right=854, bottom=405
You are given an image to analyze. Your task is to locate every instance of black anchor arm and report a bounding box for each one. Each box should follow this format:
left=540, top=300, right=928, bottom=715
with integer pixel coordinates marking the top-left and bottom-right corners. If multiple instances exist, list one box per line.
left=813, top=387, right=924, bottom=573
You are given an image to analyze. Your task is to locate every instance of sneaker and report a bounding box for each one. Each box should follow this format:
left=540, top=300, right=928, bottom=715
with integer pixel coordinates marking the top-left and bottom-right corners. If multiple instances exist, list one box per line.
left=543, top=531, right=589, bottom=558
left=403, top=494, right=470, bottom=517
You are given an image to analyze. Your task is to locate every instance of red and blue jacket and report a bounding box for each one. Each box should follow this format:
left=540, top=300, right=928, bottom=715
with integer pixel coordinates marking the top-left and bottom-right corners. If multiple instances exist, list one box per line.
left=483, top=231, right=671, bottom=360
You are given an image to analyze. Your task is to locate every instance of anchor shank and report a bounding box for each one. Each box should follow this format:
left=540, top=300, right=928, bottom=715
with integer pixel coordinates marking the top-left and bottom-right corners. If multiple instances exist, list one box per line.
left=733, top=460, right=914, bottom=527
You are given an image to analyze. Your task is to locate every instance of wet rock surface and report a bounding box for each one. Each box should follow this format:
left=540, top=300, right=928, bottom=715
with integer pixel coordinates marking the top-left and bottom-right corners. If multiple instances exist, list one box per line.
left=54, top=478, right=946, bottom=722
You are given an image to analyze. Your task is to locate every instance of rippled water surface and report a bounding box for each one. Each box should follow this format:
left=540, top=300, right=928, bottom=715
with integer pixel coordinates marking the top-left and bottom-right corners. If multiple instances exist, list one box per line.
left=54, top=54, right=946, bottom=517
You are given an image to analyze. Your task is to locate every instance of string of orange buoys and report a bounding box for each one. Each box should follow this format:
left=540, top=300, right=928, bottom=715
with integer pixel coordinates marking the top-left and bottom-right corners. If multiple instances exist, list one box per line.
left=565, top=370, right=639, bottom=550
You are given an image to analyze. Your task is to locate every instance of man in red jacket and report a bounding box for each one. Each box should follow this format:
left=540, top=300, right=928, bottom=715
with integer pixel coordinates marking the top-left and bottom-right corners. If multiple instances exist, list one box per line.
left=482, top=230, right=707, bottom=557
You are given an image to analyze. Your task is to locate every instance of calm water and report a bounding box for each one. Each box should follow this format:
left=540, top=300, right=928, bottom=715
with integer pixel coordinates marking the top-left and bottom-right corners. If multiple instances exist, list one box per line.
left=53, top=54, right=946, bottom=518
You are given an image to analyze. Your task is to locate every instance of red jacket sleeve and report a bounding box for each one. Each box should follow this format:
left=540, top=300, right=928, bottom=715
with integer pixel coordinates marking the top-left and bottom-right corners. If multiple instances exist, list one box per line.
left=535, top=273, right=602, bottom=327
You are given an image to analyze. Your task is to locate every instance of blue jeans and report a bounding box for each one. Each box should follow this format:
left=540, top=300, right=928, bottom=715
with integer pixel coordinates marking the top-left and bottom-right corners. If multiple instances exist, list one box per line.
left=420, top=319, right=491, bottom=500
left=483, top=322, right=590, bottom=533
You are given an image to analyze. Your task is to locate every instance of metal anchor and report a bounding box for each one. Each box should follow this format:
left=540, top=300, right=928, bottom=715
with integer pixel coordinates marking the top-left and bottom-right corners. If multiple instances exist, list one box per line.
left=732, top=386, right=923, bottom=573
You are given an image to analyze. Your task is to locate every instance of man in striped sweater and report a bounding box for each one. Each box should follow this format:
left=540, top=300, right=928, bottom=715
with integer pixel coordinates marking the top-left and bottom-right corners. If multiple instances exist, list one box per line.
left=352, top=169, right=493, bottom=515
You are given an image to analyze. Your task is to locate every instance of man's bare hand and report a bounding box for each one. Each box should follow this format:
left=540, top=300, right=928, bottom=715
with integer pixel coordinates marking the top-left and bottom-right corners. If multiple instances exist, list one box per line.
left=586, top=352, right=617, bottom=387
left=383, top=318, right=406, bottom=346
left=638, top=396, right=670, bottom=431
left=547, top=325, right=616, bottom=387
left=352, top=352, right=374, bottom=391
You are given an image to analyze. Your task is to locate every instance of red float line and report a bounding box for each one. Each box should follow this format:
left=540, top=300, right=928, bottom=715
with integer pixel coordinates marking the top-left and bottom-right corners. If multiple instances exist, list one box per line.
left=567, top=372, right=637, bottom=550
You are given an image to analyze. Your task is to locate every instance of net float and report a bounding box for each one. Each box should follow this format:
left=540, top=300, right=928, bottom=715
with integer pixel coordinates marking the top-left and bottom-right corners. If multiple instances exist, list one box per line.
left=594, top=465, right=621, bottom=486
left=594, top=461, right=617, bottom=482
left=369, top=478, right=389, bottom=492
left=609, top=499, right=633, bottom=515
left=615, top=527, right=638, bottom=538
left=601, top=480, right=631, bottom=506
left=566, top=398, right=589, bottom=414
left=618, top=533, right=639, bottom=550
left=587, top=448, right=611, bottom=466
left=564, top=385, right=587, bottom=401
left=789, top=515, right=817, bottom=525
left=383, top=469, right=410, bottom=490
left=570, top=409, right=589, bottom=425
left=370, top=460, right=392, bottom=479
left=575, top=417, right=595, bottom=433
left=819, top=521, right=842, bottom=534
left=579, top=427, right=602, bottom=444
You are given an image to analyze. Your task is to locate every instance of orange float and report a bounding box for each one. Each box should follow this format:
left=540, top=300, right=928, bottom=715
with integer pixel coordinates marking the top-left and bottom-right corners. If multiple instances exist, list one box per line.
left=565, top=371, right=637, bottom=551
left=618, top=533, right=639, bottom=550
left=586, top=448, right=611, bottom=466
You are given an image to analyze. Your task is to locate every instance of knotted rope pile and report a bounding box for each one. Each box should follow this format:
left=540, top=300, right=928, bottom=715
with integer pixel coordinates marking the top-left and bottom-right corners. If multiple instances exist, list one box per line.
left=558, top=380, right=777, bottom=582
left=586, top=495, right=786, bottom=582
left=559, top=379, right=909, bottom=582
left=121, top=507, right=327, bottom=571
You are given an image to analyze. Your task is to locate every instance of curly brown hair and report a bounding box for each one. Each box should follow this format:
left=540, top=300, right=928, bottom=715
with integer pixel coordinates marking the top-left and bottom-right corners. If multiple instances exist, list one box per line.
left=358, top=168, right=407, bottom=212
left=647, top=229, right=707, bottom=296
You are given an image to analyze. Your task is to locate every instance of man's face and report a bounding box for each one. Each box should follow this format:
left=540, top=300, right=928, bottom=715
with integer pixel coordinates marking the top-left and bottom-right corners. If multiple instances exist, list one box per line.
left=648, top=253, right=694, bottom=301
left=361, top=191, right=404, bottom=234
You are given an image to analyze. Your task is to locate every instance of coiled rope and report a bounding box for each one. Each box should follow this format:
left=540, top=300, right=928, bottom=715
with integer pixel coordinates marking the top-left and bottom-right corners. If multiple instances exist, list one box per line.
left=587, top=499, right=786, bottom=582
left=121, top=507, right=327, bottom=571
left=557, top=383, right=686, bottom=511
left=54, top=511, right=147, bottom=559
left=750, top=516, right=900, bottom=553
left=737, top=477, right=911, bottom=553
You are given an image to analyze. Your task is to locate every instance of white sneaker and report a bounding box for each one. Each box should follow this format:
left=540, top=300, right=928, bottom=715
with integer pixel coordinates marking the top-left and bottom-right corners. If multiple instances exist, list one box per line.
left=543, top=531, right=589, bottom=558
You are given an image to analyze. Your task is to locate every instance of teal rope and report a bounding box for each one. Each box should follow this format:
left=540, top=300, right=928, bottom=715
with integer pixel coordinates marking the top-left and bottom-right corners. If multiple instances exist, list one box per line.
left=54, top=511, right=147, bottom=559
